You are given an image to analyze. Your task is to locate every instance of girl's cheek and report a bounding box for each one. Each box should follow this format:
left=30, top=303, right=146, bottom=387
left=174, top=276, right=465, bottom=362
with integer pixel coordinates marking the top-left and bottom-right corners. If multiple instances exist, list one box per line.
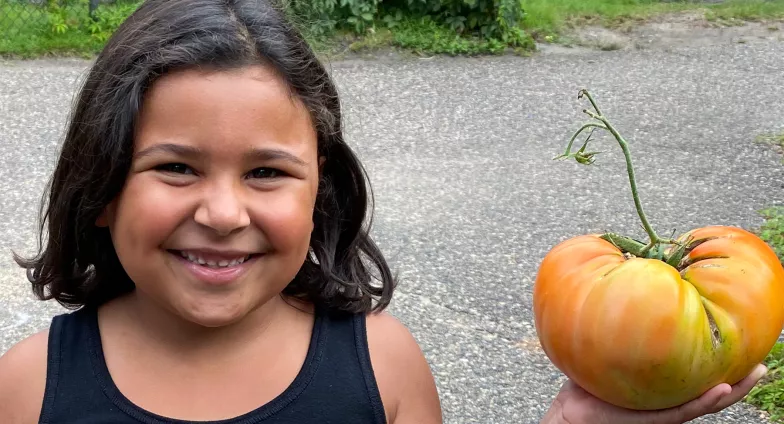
left=118, top=177, right=194, bottom=240
left=252, top=190, right=315, bottom=248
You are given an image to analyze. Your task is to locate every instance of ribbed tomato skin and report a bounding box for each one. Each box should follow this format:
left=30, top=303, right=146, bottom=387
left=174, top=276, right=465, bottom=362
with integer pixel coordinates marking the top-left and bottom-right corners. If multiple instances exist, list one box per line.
left=533, top=226, right=784, bottom=410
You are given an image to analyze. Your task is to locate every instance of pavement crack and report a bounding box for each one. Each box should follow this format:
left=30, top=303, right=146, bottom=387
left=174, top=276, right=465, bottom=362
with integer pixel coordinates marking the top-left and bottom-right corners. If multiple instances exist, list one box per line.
left=393, top=291, right=532, bottom=346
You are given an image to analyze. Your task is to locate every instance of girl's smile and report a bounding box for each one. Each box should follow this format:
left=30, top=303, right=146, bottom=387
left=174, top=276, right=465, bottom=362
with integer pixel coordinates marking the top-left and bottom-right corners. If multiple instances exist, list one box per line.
left=168, top=249, right=263, bottom=286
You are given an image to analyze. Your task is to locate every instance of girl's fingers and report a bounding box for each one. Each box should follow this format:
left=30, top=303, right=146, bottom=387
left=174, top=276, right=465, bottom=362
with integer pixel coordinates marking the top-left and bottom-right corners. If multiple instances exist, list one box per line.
left=659, top=364, right=768, bottom=424
left=713, top=364, right=768, bottom=411
left=660, top=384, right=731, bottom=424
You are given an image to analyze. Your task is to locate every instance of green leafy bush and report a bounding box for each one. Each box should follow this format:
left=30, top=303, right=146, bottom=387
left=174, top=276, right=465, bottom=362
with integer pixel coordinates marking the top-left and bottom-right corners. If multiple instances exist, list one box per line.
left=37, top=0, right=142, bottom=41
left=285, top=0, right=380, bottom=35
left=85, top=1, right=143, bottom=42
left=383, top=0, right=529, bottom=45
left=284, top=0, right=532, bottom=47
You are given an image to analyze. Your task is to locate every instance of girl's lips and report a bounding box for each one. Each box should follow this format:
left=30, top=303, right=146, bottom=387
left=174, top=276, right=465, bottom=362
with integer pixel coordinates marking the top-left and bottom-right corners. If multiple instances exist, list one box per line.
left=170, top=251, right=260, bottom=286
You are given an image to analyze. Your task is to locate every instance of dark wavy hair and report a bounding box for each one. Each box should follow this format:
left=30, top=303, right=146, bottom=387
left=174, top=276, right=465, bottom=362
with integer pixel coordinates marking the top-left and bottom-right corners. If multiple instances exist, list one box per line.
left=14, top=0, right=395, bottom=314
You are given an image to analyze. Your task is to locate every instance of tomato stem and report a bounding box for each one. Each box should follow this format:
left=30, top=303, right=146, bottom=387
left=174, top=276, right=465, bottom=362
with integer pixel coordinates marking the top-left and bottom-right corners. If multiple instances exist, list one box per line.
left=600, top=233, right=647, bottom=257
left=559, top=89, right=679, bottom=256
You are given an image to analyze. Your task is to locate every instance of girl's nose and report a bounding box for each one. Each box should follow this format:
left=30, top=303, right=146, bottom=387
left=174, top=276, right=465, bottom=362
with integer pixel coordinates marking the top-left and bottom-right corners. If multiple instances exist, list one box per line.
left=193, top=180, right=251, bottom=236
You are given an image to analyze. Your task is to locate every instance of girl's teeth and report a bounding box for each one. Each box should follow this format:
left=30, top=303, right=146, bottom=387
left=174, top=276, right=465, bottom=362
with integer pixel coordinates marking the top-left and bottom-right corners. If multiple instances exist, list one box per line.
left=179, top=251, right=249, bottom=268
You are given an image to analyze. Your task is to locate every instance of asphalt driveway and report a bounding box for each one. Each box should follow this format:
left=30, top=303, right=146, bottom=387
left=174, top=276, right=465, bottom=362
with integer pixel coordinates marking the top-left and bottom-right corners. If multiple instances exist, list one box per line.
left=1, top=38, right=783, bottom=423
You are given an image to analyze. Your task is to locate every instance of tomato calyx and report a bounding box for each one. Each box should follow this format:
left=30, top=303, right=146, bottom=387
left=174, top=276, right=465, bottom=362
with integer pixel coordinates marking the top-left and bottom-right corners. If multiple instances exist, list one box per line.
left=600, top=232, right=677, bottom=260
left=600, top=232, right=725, bottom=272
left=600, top=233, right=646, bottom=257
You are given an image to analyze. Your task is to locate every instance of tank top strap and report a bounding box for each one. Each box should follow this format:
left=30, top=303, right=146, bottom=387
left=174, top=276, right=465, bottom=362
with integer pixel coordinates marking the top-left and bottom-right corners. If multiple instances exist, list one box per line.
left=309, top=307, right=386, bottom=424
left=40, top=307, right=121, bottom=424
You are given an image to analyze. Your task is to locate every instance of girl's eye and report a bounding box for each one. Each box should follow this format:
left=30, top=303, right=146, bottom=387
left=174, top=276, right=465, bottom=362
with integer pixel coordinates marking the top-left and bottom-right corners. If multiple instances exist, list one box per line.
left=249, top=168, right=283, bottom=179
left=156, top=163, right=194, bottom=175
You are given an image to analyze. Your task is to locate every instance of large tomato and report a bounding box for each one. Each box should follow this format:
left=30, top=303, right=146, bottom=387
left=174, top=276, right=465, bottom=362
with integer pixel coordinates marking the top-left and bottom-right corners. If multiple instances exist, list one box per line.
left=533, top=225, right=784, bottom=410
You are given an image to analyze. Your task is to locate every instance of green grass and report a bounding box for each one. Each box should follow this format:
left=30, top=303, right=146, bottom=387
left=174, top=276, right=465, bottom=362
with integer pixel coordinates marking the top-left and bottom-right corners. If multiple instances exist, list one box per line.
left=520, top=0, right=691, bottom=39
left=757, top=132, right=784, bottom=149
left=4, top=0, right=784, bottom=58
left=521, top=0, right=784, bottom=41
left=756, top=131, right=784, bottom=165
left=744, top=133, right=784, bottom=421
left=759, top=206, right=784, bottom=263
left=743, top=214, right=784, bottom=420
left=747, top=342, right=784, bottom=423
left=706, top=0, right=784, bottom=22
left=343, top=0, right=784, bottom=55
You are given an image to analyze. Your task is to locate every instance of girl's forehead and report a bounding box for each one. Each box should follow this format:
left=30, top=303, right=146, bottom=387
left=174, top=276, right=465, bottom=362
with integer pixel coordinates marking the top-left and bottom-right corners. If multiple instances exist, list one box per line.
left=136, top=66, right=315, bottom=143
left=145, top=65, right=292, bottom=105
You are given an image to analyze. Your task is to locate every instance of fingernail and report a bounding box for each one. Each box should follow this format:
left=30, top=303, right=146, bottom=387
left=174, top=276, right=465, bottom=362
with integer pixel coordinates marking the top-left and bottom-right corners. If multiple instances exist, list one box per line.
left=752, top=364, right=768, bottom=381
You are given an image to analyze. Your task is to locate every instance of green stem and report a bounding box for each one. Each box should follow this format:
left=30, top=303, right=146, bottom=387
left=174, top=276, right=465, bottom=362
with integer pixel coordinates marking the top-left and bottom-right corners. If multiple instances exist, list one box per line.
left=555, top=123, right=607, bottom=159
left=600, top=233, right=647, bottom=257
left=579, top=88, right=602, bottom=116
left=571, top=90, right=678, bottom=256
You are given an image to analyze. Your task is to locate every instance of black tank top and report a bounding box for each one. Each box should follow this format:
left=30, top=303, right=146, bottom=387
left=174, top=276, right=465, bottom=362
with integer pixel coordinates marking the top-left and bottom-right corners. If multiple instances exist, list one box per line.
left=38, top=305, right=387, bottom=424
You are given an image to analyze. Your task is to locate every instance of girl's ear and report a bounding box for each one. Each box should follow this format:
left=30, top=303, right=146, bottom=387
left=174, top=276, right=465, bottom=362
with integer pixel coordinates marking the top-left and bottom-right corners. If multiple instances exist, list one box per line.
left=95, top=202, right=115, bottom=228
left=95, top=212, right=109, bottom=228
left=318, top=156, right=326, bottom=178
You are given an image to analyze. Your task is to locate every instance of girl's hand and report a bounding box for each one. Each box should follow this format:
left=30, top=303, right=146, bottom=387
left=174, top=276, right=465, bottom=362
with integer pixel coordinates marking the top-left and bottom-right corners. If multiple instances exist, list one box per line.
left=542, top=364, right=768, bottom=424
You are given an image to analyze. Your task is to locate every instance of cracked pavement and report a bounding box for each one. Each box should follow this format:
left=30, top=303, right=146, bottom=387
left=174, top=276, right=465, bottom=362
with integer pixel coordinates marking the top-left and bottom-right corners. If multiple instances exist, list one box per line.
left=2, top=36, right=784, bottom=423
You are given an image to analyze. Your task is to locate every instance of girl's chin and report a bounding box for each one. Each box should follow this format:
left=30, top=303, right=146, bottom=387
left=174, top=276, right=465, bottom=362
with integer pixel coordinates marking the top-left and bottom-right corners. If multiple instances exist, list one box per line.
left=177, top=307, right=253, bottom=328
left=169, top=295, right=280, bottom=329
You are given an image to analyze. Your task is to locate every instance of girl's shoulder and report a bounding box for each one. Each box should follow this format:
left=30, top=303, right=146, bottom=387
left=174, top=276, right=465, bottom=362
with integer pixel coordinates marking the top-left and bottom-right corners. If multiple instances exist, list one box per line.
left=0, top=328, right=49, bottom=423
left=364, top=311, right=443, bottom=424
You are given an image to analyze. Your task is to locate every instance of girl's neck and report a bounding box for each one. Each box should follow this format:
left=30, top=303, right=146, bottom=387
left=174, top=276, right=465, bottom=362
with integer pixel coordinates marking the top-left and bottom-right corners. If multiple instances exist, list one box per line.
left=101, top=292, right=314, bottom=361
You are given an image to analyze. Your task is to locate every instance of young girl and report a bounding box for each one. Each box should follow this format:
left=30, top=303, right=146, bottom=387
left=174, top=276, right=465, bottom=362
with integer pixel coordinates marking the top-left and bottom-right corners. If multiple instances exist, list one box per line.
left=0, top=0, right=441, bottom=422
left=0, top=1, right=767, bottom=423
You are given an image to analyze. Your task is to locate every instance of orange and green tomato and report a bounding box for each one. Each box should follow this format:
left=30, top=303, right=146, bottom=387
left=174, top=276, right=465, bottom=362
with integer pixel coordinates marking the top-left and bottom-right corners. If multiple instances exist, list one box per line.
left=533, top=226, right=784, bottom=410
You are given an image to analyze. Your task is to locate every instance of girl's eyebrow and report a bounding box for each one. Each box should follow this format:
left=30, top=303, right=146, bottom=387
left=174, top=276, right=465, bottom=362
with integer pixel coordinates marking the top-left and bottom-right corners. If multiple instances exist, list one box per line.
left=134, top=143, right=308, bottom=166
left=134, top=143, right=201, bottom=160
left=247, top=148, right=308, bottom=166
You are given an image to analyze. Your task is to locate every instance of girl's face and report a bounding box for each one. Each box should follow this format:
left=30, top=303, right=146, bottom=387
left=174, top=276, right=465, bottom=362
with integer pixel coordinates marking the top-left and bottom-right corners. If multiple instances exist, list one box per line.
left=99, top=65, right=322, bottom=327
